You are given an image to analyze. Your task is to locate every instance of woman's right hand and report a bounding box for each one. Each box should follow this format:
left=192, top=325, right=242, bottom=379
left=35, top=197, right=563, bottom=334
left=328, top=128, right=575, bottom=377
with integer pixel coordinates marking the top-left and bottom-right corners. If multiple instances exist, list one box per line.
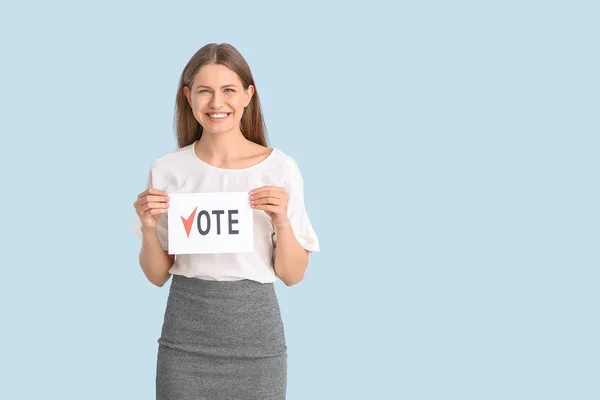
left=133, top=188, right=170, bottom=230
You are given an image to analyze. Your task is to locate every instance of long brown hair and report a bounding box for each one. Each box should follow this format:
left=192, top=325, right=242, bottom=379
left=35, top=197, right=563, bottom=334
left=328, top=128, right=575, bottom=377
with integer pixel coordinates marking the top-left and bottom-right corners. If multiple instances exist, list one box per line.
left=174, top=43, right=269, bottom=149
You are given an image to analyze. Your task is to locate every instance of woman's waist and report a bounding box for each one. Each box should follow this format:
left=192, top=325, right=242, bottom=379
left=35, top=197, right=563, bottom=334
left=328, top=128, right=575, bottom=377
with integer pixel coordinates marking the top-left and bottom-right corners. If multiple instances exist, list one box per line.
left=168, top=274, right=280, bottom=312
left=169, top=254, right=278, bottom=284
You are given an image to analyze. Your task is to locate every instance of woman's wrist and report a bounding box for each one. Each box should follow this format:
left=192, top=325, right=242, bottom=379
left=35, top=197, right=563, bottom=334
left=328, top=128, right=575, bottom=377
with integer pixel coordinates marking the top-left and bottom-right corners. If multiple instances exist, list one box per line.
left=273, top=218, right=292, bottom=231
left=141, top=224, right=158, bottom=235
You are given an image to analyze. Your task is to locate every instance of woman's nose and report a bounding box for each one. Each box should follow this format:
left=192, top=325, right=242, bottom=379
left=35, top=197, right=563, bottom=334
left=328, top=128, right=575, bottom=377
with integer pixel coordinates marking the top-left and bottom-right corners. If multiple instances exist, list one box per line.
left=209, top=93, right=223, bottom=107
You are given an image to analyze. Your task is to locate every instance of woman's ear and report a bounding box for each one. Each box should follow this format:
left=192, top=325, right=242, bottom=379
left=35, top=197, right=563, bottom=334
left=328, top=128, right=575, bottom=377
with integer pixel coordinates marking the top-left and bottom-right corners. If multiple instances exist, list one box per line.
left=183, top=86, right=192, bottom=107
left=245, top=85, right=255, bottom=107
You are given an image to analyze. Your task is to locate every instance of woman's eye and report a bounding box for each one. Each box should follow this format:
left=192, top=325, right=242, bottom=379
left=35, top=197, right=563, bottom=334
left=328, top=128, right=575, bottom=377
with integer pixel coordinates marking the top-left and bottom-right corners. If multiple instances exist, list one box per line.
left=198, top=89, right=234, bottom=93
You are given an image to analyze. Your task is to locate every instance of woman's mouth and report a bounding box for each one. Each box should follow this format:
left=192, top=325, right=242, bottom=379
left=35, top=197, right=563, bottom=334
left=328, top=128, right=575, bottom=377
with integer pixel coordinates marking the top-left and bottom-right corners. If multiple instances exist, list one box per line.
left=206, top=112, right=231, bottom=122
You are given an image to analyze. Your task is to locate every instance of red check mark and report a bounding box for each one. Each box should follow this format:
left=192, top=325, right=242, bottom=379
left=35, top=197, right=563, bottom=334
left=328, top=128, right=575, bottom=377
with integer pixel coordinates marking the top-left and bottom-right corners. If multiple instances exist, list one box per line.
left=180, top=206, right=197, bottom=238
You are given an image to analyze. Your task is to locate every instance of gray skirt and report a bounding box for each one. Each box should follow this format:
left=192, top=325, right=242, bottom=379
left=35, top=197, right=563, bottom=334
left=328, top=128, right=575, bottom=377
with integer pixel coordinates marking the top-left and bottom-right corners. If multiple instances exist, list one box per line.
left=156, top=274, right=288, bottom=400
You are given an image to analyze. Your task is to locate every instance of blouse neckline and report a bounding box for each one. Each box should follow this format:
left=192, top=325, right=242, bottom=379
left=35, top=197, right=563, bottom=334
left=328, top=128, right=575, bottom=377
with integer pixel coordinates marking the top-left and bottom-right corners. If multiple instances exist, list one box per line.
left=191, top=140, right=277, bottom=172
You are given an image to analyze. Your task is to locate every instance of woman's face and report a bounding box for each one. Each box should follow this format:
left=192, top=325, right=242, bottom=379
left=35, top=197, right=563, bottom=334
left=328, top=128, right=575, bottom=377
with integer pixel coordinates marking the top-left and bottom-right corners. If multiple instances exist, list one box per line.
left=184, top=64, right=254, bottom=135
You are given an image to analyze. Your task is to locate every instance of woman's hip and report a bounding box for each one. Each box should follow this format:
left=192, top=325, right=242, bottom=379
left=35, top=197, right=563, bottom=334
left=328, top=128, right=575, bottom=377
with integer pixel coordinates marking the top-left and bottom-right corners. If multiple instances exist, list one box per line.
left=158, top=274, right=287, bottom=359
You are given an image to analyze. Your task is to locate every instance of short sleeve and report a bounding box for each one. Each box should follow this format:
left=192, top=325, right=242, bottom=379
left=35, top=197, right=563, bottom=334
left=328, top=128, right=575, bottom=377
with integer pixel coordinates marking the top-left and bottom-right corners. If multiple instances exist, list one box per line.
left=274, top=161, right=320, bottom=253
left=132, top=167, right=169, bottom=251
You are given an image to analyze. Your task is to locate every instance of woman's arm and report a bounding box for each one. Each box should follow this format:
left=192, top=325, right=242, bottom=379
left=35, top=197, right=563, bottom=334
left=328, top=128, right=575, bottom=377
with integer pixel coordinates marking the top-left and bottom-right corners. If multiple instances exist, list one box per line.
left=249, top=183, right=314, bottom=286
left=139, top=226, right=174, bottom=287
left=273, top=223, right=309, bottom=286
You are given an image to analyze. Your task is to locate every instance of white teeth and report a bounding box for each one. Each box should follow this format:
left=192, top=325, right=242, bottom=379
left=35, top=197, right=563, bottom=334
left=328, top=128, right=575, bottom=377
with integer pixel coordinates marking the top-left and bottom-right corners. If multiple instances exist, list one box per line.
left=208, top=113, right=229, bottom=118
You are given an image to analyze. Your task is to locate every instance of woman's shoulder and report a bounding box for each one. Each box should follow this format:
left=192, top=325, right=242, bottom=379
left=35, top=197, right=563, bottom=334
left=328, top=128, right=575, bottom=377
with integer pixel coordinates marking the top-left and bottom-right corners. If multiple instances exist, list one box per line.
left=150, top=142, right=195, bottom=169
left=267, top=147, right=307, bottom=185
left=269, top=147, right=301, bottom=172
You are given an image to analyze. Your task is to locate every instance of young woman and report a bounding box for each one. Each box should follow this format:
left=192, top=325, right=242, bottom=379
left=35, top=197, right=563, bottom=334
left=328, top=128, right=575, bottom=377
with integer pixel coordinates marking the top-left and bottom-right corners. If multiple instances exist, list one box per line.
left=132, top=43, right=320, bottom=399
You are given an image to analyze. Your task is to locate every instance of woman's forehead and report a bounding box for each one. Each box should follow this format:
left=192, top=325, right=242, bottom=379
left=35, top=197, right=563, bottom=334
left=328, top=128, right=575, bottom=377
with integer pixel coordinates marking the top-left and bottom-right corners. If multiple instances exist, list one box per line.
left=194, top=64, right=241, bottom=86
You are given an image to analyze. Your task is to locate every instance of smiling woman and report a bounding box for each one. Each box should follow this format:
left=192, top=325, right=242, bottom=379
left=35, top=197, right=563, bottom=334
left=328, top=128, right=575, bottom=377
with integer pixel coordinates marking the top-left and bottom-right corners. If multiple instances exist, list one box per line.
left=182, top=66, right=253, bottom=133
left=131, top=43, right=320, bottom=400
left=174, top=44, right=267, bottom=149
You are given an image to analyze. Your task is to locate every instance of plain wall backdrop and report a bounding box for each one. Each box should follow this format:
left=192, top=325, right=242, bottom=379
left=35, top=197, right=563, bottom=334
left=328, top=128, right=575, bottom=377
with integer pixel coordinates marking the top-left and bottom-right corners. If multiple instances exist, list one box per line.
left=1, top=1, right=598, bottom=399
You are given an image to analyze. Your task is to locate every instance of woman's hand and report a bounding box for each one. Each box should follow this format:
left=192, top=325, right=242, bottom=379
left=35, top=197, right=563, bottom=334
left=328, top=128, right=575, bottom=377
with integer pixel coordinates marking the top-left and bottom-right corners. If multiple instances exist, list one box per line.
left=249, top=186, right=291, bottom=229
left=133, top=188, right=170, bottom=230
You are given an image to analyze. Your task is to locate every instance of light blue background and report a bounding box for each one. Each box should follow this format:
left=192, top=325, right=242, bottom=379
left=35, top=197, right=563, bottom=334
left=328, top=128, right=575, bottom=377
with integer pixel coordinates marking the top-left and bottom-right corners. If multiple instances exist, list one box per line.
left=1, top=1, right=598, bottom=399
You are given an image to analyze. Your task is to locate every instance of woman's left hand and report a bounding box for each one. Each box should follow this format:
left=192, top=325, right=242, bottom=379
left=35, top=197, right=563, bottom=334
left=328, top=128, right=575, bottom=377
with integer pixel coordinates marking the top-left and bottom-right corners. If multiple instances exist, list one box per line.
left=249, top=186, right=291, bottom=229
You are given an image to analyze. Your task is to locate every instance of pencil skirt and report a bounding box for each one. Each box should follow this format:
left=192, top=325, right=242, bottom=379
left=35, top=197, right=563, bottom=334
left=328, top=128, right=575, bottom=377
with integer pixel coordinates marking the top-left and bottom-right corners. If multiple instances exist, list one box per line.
left=156, top=274, right=288, bottom=400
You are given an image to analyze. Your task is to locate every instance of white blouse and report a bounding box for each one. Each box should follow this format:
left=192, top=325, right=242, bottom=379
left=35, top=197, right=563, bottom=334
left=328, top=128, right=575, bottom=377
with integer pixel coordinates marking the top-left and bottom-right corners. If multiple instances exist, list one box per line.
left=132, top=140, right=320, bottom=283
